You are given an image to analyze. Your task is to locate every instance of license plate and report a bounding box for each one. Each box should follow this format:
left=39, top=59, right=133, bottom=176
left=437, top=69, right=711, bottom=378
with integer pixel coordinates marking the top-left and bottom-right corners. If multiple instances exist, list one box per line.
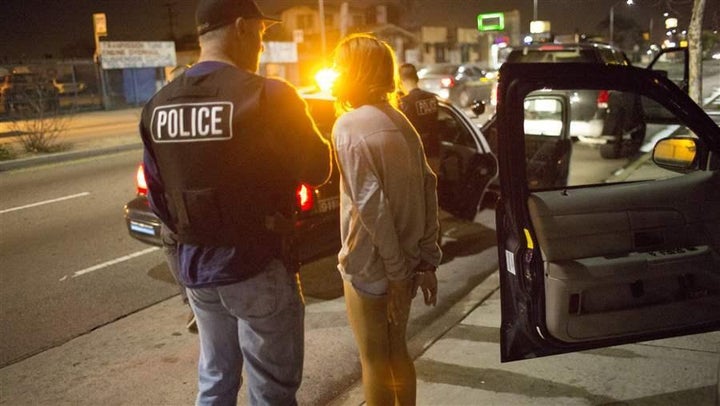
left=316, top=197, right=339, bottom=213
left=130, top=221, right=157, bottom=236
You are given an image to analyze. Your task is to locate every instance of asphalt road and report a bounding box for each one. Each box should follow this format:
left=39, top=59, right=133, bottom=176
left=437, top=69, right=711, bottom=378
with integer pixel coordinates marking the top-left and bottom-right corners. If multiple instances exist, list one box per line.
left=0, top=150, right=177, bottom=367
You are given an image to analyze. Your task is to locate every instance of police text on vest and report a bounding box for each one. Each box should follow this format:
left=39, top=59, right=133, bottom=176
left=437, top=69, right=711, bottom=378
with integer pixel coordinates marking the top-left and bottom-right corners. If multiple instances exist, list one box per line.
left=151, top=102, right=234, bottom=142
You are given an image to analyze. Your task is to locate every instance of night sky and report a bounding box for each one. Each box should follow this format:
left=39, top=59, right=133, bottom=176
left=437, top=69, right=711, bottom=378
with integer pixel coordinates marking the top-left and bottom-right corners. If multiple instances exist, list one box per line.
left=0, top=0, right=717, bottom=60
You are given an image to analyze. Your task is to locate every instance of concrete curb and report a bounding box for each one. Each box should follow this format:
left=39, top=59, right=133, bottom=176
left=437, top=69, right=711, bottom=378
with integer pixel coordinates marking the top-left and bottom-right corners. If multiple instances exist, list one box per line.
left=0, top=142, right=142, bottom=172
left=327, top=270, right=501, bottom=406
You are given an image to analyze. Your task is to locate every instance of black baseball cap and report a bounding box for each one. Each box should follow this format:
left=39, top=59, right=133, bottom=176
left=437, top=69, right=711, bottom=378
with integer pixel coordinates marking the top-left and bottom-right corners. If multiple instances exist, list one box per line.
left=196, top=0, right=281, bottom=35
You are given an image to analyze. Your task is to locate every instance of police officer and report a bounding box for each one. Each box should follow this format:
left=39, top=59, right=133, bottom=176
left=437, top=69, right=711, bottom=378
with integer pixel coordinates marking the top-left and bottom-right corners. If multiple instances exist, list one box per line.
left=399, top=63, right=441, bottom=174
left=138, top=0, right=332, bottom=404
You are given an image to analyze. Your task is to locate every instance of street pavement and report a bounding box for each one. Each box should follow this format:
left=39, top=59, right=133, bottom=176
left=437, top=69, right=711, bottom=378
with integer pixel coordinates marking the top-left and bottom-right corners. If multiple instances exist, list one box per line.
left=1, top=108, right=719, bottom=405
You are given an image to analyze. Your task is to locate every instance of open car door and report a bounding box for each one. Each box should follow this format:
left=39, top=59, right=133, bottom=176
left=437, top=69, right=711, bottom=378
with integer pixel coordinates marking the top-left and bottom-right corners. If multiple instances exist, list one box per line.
left=436, top=102, right=498, bottom=220
left=495, top=62, right=720, bottom=362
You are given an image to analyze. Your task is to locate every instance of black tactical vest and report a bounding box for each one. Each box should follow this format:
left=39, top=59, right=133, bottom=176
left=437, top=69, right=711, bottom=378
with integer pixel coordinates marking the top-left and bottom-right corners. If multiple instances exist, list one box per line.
left=140, top=66, right=294, bottom=256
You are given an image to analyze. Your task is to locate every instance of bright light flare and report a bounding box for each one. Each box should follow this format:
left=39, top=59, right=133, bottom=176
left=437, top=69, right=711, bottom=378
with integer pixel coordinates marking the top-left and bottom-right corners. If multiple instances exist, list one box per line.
left=314, top=68, right=339, bottom=93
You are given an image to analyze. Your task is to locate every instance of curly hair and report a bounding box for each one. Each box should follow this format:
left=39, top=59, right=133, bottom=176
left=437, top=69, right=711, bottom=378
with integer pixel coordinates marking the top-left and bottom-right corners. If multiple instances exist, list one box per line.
left=331, top=33, right=399, bottom=112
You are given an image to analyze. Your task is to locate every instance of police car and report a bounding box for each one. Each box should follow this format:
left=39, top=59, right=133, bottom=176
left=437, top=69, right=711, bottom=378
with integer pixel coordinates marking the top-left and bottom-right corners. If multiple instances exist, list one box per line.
left=123, top=91, right=499, bottom=266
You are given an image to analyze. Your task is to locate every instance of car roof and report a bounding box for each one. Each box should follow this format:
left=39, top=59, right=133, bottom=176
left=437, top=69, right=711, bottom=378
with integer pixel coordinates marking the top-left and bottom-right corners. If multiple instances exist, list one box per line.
left=515, top=42, right=618, bottom=50
left=506, top=42, right=629, bottom=64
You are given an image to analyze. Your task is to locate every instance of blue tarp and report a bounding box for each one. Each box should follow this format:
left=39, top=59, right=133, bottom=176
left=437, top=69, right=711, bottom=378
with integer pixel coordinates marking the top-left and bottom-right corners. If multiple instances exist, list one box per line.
left=122, top=68, right=157, bottom=105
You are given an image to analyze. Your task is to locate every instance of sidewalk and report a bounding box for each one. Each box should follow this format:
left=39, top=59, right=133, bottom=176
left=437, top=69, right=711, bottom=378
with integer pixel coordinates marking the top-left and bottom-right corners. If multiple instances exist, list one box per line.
left=0, top=107, right=143, bottom=171
left=335, top=273, right=720, bottom=406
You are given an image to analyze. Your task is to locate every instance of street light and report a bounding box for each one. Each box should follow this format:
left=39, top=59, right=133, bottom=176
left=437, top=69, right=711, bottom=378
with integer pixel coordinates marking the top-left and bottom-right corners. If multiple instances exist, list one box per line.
left=609, top=0, right=633, bottom=46
left=318, top=0, right=327, bottom=61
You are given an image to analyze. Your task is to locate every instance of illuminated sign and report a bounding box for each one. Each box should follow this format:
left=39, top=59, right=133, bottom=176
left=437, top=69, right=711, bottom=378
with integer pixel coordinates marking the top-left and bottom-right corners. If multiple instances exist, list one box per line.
left=100, top=41, right=176, bottom=69
left=477, top=13, right=505, bottom=32
left=530, top=20, right=551, bottom=34
left=93, top=13, right=107, bottom=37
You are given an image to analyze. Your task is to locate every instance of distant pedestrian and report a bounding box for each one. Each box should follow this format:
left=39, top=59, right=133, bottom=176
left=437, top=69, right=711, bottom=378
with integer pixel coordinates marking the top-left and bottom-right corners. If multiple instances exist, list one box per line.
left=138, top=0, right=332, bottom=404
left=398, top=63, right=441, bottom=175
left=331, top=33, right=442, bottom=405
left=399, top=63, right=447, bottom=243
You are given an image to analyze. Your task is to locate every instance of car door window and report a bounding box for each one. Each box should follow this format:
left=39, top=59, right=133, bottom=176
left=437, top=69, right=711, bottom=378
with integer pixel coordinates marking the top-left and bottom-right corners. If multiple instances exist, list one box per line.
left=523, top=96, right=572, bottom=189
left=438, top=107, right=475, bottom=149
left=525, top=88, right=694, bottom=191
left=437, top=107, right=475, bottom=192
left=648, top=49, right=687, bottom=85
left=436, top=104, right=498, bottom=220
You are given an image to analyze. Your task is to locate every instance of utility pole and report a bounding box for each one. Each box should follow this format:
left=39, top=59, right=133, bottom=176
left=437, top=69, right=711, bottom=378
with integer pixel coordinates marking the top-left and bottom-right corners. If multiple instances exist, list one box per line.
left=688, top=0, right=706, bottom=104
left=318, top=0, right=327, bottom=61
left=163, top=2, right=178, bottom=41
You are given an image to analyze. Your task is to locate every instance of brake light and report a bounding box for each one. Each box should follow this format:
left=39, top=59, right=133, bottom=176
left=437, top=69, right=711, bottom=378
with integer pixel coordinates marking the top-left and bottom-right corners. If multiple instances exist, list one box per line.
left=136, top=164, right=148, bottom=196
left=538, top=45, right=564, bottom=51
left=296, top=183, right=314, bottom=212
left=597, top=90, right=610, bottom=109
left=440, top=77, right=455, bottom=88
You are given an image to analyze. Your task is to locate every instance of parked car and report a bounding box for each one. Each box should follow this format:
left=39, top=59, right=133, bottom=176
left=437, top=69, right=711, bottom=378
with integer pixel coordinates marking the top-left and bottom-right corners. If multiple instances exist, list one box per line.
left=417, top=63, right=496, bottom=108
left=494, top=57, right=720, bottom=362
left=52, top=78, right=86, bottom=95
left=504, top=42, right=647, bottom=159
left=0, top=69, right=59, bottom=114
left=124, top=92, right=498, bottom=266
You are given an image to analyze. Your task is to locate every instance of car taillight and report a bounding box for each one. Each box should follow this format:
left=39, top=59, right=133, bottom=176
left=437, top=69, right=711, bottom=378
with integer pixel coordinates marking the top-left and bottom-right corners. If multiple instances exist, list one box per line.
left=440, top=77, right=455, bottom=88
left=597, top=90, right=610, bottom=109
left=136, top=164, right=148, bottom=196
left=296, top=183, right=314, bottom=212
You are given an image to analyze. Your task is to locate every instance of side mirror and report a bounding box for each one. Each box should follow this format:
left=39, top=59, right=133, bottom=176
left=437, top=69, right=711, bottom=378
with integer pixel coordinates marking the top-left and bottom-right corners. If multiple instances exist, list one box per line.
left=471, top=99, right=486, bottom=117
left=652, top=137, right=698, bottom=173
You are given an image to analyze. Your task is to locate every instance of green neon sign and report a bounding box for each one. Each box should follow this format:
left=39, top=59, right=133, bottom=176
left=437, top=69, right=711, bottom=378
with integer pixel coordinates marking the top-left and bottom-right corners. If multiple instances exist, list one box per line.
left=477, top=13, right=505, bottom=32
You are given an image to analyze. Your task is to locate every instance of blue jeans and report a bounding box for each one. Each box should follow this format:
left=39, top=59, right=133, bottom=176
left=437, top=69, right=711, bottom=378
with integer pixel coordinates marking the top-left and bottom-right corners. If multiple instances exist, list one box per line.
left=186, top=260, right=304, bottom=406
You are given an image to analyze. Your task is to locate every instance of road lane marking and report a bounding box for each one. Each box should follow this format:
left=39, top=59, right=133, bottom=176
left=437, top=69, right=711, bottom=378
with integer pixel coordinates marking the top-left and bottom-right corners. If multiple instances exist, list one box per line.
left=60, top=247, right=161, bottom=281
left=1, top=192, right=91, bottom=214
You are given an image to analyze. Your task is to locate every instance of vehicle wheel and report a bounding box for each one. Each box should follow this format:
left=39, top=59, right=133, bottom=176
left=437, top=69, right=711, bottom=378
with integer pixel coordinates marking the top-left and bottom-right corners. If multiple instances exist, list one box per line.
left=600, top=141, right=622, bottom=159
left=458, top=90, right=471, bottom=107
left=622, top=124, right=646, bottom=157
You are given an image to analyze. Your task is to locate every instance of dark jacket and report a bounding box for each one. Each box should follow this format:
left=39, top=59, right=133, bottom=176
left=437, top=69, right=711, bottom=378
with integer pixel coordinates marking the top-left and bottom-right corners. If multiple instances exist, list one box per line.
left=140, top=62, right=331, bottom=286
